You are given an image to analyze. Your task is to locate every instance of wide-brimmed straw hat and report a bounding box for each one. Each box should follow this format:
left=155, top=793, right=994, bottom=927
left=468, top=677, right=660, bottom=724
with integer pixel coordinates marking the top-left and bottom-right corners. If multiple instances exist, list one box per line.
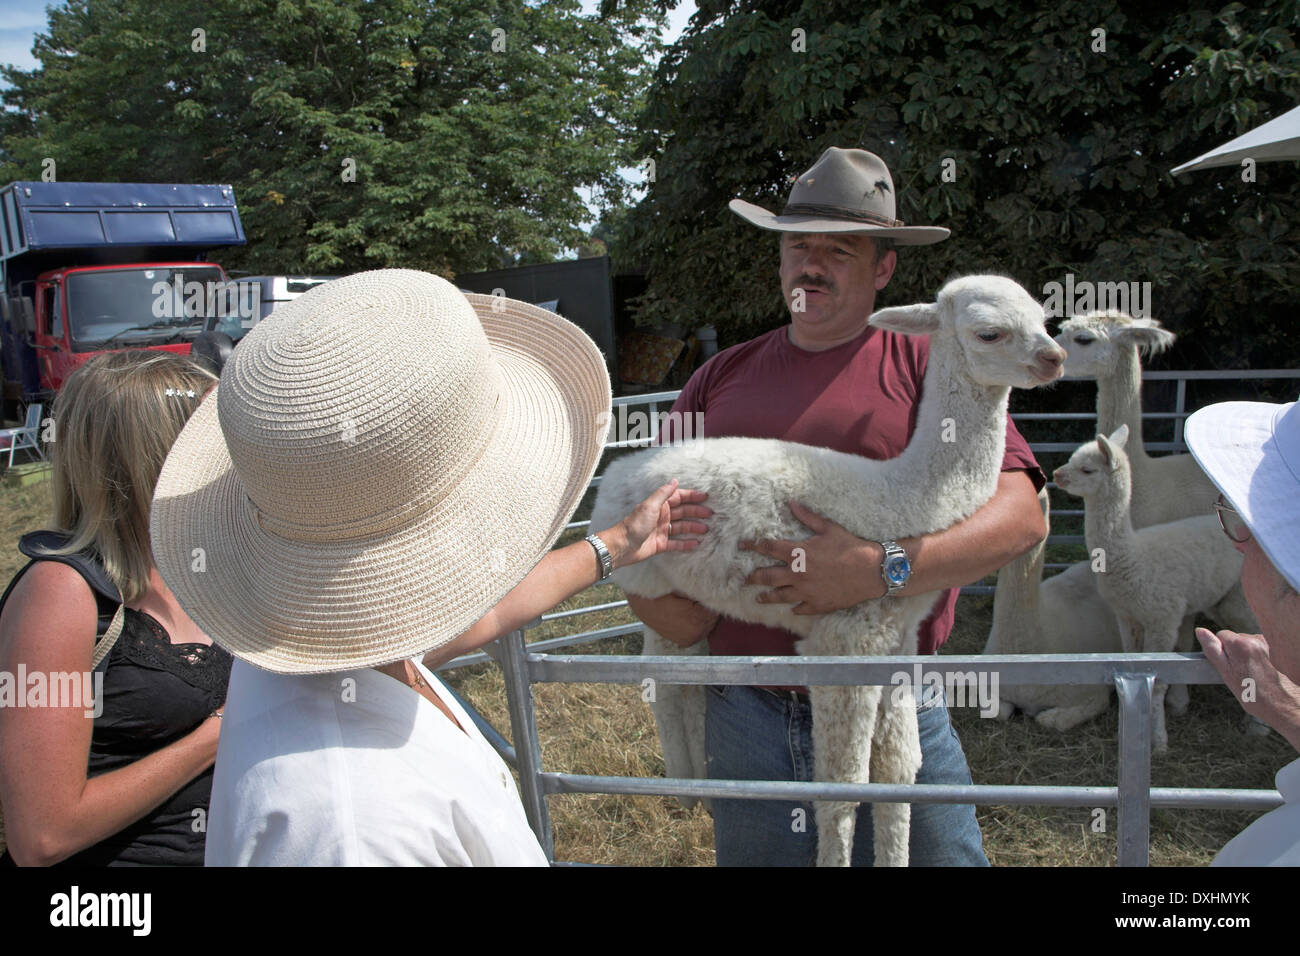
left=729, top=147, right=950, bottom=245
left=1185, top=399, right=1300, bottom=593
left=151, top=269, right=611, bottom=674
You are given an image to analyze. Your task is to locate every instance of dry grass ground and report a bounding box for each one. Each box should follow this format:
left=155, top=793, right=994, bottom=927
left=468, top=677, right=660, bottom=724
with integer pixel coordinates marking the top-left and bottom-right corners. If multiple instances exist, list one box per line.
left=0, top=474, right=1291, bottom=866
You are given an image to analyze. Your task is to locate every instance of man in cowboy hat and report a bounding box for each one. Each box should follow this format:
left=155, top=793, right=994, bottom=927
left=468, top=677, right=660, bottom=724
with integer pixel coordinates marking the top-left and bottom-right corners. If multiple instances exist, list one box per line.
left=629, top=146, right=1049, bottom=866
left=1185, top=399, right=1300, bottom=865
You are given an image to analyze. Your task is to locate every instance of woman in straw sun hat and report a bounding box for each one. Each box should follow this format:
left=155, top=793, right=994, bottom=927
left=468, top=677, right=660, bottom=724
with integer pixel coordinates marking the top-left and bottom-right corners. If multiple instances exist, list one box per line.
left=150, top=268, right=709, bottom=866
left=1185, top=398, right=1300, bottom=866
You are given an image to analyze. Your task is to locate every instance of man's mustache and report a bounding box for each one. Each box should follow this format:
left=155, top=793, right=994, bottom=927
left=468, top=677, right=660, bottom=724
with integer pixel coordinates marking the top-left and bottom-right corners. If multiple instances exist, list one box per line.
left=791, top=276, right=834, bottom=294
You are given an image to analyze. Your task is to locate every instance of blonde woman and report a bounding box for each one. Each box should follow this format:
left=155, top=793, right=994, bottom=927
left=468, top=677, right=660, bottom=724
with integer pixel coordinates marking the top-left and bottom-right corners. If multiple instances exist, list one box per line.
left=0, top=350, right=228, bottom=866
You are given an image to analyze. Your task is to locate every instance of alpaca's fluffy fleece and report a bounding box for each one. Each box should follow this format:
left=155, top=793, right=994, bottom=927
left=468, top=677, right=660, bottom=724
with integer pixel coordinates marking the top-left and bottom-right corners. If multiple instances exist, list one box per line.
left=592, top=274, right=1066, bottom=865
left=1055, top=426, right=1244, bottom=751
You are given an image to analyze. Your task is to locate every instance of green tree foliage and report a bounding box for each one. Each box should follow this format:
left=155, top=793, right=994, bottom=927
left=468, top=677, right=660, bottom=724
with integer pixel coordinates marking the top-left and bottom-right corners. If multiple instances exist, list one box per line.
left=0, top=0, right=664, bottom=275
left=623, top=0, right=1300, bottom=370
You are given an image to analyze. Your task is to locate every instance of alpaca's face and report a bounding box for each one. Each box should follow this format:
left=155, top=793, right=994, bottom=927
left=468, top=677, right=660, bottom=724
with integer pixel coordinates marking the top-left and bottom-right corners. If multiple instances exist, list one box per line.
left=1053, top=443, right=1109, bottom=499
left=942, top=277, right=1067, bottom=390
left=1053, top=436, right=1126, bottom=499
left=1055, top=314, right=1175, bottom=379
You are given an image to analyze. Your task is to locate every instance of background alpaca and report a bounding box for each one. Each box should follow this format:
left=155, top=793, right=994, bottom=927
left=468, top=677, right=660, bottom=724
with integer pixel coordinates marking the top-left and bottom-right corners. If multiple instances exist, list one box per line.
left=984, top=489, right=1120, bottom=730
left=591, top=274, right=1066, bottom=866
left=1054, top=426, right=1244, bottom=751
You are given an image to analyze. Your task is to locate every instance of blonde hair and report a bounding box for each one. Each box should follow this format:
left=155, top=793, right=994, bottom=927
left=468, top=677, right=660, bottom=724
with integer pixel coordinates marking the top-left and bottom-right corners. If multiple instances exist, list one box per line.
left=40, top=351, right=217, bottom=603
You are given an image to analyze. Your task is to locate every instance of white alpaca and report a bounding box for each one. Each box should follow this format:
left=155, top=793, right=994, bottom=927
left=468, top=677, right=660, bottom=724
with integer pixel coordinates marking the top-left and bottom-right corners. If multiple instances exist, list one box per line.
left=1054, top=426, right=1244, bottom=752
left=984, top=488, right=1120, bottom=730
left=590, top=275, right=1066, bottom=866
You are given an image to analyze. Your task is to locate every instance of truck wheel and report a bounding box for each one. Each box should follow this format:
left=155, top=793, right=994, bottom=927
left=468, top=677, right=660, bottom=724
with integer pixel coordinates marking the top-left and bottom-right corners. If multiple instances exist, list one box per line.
left=190, top=331, right=235, bottom=375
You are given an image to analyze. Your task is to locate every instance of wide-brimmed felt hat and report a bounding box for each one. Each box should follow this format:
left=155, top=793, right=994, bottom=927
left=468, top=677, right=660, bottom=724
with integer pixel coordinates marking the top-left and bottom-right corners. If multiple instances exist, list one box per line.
left=151, top=269, right=611, bottom=674
left=1185, top=399, right=1300, bottom=593
left=729, top=147, right=950, bottom=245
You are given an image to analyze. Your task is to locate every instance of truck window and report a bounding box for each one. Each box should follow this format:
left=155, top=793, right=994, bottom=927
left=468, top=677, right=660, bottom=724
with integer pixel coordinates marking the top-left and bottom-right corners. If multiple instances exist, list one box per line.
left=43, top=285, right=62, bottom=339
left=65, top=266, right=225, bottom=350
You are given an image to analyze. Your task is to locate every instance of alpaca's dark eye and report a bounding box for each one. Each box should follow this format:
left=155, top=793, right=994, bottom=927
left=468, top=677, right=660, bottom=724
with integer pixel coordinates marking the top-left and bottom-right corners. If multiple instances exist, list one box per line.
left=1073, top=335, right=1095, bottom=345
left=976, top=330, right=1002, bottom=343
left=1080, top=467, right=1095, bottom=475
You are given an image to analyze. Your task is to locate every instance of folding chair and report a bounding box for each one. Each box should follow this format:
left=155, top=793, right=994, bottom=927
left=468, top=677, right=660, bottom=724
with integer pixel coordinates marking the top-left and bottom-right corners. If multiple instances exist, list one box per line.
left=0, top=403, right=46, bottom=468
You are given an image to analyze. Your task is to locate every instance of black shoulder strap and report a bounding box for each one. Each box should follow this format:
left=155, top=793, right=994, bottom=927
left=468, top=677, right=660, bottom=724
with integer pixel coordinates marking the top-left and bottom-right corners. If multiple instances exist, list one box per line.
left=18, top=530, right=122, bottom=605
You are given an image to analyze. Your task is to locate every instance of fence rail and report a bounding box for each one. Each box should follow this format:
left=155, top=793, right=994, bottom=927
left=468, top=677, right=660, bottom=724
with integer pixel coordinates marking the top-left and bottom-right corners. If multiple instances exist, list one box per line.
left=438, top=368, right=1299, bottom=867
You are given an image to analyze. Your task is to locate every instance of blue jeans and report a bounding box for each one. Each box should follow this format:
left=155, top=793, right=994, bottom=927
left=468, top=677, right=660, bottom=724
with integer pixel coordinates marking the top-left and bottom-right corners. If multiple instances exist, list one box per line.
left=705, top=682, right=989, bottom=866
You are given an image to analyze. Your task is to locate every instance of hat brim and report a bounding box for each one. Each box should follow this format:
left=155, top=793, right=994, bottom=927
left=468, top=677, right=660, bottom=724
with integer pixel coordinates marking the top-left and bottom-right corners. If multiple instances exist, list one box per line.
left=1185, top=401, right=1300, bottom=593
left=728, top=199, right=950, bottom=245
left=151, top=294, right=611, bottom=675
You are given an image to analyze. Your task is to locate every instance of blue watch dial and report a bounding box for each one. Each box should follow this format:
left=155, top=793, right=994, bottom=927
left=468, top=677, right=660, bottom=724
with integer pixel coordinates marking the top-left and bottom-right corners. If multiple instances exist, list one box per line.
left=884, top=554, right=911, bottom=586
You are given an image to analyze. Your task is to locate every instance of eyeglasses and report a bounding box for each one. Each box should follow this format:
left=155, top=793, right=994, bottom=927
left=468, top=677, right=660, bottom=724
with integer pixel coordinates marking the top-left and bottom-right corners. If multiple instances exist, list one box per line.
left=1214, top=494, right=1251, bottom=543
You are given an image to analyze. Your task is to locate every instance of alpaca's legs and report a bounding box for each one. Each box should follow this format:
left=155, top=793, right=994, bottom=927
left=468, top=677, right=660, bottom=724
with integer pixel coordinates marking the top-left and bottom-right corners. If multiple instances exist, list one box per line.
left=1166, top=617, right=1195, bottom=717
left=1034, top=688, right=1112, bottom=731
left=1115, top=615, right=1139, bottom=654
left=803, top=610, right=901, bottom=867
left=643, top=627, right=710, bottom=809
left=808, top=681, right=879, bottom=866
left=866, top=684, right=921, bottom=866
left=1146, top=624, right=1181, bottom=753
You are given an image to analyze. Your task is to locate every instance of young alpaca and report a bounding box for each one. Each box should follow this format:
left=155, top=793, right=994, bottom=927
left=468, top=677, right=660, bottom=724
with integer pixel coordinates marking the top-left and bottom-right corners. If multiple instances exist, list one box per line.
left=591, top=275, right=1066, bottom=866
left=1054, top=426, right=1244, bottom=752
left=984, top=488, right=1121, bottom=730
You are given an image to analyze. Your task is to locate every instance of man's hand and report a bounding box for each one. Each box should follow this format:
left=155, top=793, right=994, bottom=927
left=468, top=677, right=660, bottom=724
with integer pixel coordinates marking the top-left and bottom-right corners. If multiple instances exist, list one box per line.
left=1197, top=626, right=1300, bottom=751
left=740, top=501, right=884, bottom=614
left=626, top=592, right=720, bottom=647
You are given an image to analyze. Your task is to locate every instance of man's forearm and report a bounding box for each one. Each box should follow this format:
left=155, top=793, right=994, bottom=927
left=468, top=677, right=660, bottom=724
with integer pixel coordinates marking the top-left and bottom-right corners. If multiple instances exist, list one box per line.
left=890, top=470, right=1046, bottom=598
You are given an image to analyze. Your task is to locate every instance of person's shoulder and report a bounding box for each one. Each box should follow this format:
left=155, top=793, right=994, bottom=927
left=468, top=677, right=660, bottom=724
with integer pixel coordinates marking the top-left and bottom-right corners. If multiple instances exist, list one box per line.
left=0, top=560, right=98, bottom=665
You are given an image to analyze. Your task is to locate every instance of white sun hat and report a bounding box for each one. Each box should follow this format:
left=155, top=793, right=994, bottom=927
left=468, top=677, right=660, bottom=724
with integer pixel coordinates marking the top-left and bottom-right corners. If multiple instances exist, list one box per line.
left=1185, top=398, right=1300, bottom=593
left=150, top=269, right=611, bottom=674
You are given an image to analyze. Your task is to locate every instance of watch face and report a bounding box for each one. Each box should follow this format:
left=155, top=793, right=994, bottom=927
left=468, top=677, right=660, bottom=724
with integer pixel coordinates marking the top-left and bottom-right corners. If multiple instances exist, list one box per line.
left=885, top=554, right=911, bottom=586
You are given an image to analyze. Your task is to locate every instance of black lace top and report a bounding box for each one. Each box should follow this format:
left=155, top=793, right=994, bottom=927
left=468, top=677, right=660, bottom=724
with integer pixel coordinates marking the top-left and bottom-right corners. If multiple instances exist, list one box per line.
left=0, top=533, right=232, bottom=866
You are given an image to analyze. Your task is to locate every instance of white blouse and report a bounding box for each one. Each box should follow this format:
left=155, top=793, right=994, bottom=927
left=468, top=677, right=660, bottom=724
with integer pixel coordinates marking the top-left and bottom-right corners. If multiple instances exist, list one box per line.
left=1212, top=756, right=1300, bottom=866
left=205, top=657, right=548, bottom=866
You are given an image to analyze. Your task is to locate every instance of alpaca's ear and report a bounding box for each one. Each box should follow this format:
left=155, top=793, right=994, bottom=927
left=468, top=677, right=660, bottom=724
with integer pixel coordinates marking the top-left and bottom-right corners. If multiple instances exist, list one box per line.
left=1097, top=433, right=1123, bottom=471
left=870, top=302, right=941, bottom=336
left=1108, top=424, right=1130, bottom=449
left=1115, top=322, right=1175, bottom=356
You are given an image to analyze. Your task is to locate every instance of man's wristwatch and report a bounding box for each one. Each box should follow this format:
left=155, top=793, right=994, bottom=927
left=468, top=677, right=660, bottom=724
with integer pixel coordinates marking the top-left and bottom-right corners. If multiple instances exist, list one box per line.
left=879, top=540, right=911, bottom=595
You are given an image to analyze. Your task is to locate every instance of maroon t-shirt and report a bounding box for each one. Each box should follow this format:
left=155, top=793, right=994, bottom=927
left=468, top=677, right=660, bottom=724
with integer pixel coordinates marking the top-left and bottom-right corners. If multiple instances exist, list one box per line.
left=660, top=322, right=1045, bottom=658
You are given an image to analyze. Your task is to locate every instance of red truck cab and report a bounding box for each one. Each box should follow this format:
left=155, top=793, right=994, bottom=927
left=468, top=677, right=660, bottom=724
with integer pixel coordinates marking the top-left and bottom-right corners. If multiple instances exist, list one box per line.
left=33, top=262, right=232, bottom=390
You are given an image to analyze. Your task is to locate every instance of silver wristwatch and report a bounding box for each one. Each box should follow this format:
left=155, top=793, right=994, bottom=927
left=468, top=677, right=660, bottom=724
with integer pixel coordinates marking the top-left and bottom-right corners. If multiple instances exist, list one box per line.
left=585, top=533, right=614, bottom=580
left=879, top=539, right=911, bottom=595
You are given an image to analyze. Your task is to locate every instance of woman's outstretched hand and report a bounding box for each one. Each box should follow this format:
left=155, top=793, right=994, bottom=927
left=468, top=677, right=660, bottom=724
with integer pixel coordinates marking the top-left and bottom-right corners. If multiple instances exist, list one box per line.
left=599, top=479, right=710, bottom=569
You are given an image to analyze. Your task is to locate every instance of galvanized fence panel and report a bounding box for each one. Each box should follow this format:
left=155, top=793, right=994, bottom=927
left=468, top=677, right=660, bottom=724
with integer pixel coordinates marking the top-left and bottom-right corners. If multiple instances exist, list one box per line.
left=436, top=369, right=1299, bottom=866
